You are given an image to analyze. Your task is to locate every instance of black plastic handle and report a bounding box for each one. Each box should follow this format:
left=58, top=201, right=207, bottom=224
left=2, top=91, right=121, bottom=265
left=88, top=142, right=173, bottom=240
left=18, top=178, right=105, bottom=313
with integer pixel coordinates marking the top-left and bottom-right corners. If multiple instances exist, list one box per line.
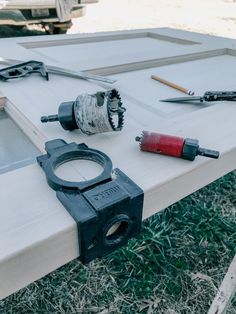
left=203, top=91, right=236, bottom=102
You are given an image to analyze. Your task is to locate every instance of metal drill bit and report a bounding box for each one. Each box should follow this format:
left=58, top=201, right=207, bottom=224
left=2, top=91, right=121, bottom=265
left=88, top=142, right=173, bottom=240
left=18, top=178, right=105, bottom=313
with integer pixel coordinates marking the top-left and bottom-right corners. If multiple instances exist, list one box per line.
left=197, top=147, right=220, bottom=159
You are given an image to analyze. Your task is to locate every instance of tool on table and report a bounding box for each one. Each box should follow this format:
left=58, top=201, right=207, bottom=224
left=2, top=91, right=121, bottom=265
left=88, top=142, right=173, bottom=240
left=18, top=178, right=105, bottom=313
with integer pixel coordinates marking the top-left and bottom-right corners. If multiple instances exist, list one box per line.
left=151, top=74, right=194, bottom=96
left=161, top=91, right=236, bottom=103
left=0, top=57, right=116, bottom=84
left=41, top=89, right=126, bottom=134
left=37, top=139, right=143, bottom=263
left=135, top=131, right=219, bottom=161
left=0, top=60, right=49, bottom=81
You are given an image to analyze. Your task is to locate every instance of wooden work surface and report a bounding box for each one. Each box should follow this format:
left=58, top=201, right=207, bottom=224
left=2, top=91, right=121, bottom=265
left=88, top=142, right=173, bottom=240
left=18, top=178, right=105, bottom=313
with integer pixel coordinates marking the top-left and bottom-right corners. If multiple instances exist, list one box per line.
left=0, top=28, right=236, bottom=299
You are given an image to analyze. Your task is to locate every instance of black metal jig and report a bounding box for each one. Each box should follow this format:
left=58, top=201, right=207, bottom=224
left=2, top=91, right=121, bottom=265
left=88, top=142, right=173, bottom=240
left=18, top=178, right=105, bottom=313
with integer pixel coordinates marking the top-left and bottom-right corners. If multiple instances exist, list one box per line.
left=37, top=139, right=143, bottom=263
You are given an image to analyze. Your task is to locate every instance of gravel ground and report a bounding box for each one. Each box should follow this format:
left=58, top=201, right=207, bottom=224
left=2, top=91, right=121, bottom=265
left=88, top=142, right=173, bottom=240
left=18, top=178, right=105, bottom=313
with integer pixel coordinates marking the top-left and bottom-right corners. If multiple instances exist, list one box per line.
left=68, top=0, right=236, bottom=39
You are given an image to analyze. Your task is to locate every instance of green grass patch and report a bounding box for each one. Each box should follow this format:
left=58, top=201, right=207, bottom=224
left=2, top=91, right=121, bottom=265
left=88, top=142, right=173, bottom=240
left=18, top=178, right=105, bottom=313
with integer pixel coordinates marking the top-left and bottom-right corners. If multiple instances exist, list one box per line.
left=0, top=171, right=236, bottom=314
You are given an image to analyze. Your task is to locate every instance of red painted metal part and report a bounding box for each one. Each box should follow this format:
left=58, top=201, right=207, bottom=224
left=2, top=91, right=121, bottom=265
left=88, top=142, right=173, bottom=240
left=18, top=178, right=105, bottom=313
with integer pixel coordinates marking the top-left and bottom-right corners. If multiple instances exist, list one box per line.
left=139, top=131, right=184, bottom=158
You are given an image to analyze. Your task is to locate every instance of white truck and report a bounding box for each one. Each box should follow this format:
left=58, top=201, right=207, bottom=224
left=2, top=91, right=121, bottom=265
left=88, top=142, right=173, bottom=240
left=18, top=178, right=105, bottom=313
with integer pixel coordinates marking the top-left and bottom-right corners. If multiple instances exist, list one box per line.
left=0, top=0, right=98, bottom=34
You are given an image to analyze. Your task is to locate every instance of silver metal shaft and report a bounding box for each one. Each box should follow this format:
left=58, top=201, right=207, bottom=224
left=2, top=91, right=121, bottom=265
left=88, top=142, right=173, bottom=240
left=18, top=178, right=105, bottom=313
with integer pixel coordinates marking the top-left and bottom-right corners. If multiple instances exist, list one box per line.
left=0, top=57, right=116, bottom=84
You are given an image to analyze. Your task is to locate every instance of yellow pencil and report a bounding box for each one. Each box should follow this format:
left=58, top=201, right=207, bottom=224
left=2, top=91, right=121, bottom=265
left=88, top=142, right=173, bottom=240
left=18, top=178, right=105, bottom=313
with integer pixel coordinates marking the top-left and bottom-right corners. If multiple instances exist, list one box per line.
left=151, top=75, right=194, bottom=96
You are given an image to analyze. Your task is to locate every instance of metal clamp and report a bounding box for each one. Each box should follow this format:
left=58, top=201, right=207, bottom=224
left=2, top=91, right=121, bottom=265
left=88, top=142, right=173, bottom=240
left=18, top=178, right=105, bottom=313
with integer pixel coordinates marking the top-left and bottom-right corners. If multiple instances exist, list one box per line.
left=37, top=139, right=143, bottom=263
left=0, top=60, right=49, bottom=81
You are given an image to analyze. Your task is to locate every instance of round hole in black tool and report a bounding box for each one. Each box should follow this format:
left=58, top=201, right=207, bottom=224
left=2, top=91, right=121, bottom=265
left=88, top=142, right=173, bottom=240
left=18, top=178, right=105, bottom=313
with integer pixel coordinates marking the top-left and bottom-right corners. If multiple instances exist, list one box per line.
left=103, top=214, right=131, bottom=246
left=54, top=159, right=104, bottom=182
left=45, top=147, right=113, bottom=192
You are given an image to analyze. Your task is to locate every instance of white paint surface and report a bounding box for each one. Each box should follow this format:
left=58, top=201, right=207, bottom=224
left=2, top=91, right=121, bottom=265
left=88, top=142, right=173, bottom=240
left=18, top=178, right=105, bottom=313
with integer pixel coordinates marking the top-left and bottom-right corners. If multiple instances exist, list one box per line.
left=0, top=28, right=235, bottom=300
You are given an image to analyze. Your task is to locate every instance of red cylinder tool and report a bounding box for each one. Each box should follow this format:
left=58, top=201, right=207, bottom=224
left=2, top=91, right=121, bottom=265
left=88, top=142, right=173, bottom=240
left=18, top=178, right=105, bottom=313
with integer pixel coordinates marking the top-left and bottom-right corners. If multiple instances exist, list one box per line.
left=135, top=131, right=219, bottom=161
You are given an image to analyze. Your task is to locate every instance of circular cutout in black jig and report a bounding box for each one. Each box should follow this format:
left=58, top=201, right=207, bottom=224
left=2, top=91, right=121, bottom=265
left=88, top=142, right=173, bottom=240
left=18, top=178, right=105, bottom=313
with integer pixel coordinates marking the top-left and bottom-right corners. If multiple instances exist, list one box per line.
left=37, top=139, right=113, bottom=191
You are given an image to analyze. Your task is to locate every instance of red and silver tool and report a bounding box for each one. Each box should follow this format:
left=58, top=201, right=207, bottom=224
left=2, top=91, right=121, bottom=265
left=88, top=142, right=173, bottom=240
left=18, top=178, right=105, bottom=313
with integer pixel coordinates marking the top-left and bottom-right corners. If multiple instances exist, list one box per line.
left=135, top=131, right=220, bottom=161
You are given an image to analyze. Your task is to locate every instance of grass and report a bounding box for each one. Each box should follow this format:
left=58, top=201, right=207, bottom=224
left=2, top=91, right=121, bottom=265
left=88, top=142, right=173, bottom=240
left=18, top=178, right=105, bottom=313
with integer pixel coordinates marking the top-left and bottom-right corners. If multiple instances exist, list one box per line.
left=0, top=171, right=235, bottom=314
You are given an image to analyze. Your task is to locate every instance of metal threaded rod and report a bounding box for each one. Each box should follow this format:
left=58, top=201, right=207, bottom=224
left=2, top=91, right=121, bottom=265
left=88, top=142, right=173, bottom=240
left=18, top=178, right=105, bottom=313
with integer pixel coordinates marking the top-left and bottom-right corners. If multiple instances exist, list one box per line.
left=197, top=147, right=219, bottom=159
left=41, top=115, right=59, bottom=123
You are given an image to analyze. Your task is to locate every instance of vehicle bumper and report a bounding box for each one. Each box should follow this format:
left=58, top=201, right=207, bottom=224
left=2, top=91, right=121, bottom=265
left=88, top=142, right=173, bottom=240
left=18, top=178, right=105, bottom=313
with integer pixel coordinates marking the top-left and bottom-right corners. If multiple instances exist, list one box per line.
left=1, top=0, right=97, bottom=10
left=0, top=6, right=85, bottom=25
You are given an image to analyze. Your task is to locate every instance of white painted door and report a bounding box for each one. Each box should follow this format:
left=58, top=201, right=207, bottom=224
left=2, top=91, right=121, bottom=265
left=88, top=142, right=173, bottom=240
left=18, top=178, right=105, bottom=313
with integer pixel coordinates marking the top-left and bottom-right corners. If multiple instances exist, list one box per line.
left=0, top=28, right=235, bottom=299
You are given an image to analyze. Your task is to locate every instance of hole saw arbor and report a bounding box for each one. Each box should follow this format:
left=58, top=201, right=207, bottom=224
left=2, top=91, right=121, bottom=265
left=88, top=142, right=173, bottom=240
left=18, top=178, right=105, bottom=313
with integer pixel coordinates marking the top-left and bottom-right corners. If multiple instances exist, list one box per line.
left=0, top=29, right=235, bottom=311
